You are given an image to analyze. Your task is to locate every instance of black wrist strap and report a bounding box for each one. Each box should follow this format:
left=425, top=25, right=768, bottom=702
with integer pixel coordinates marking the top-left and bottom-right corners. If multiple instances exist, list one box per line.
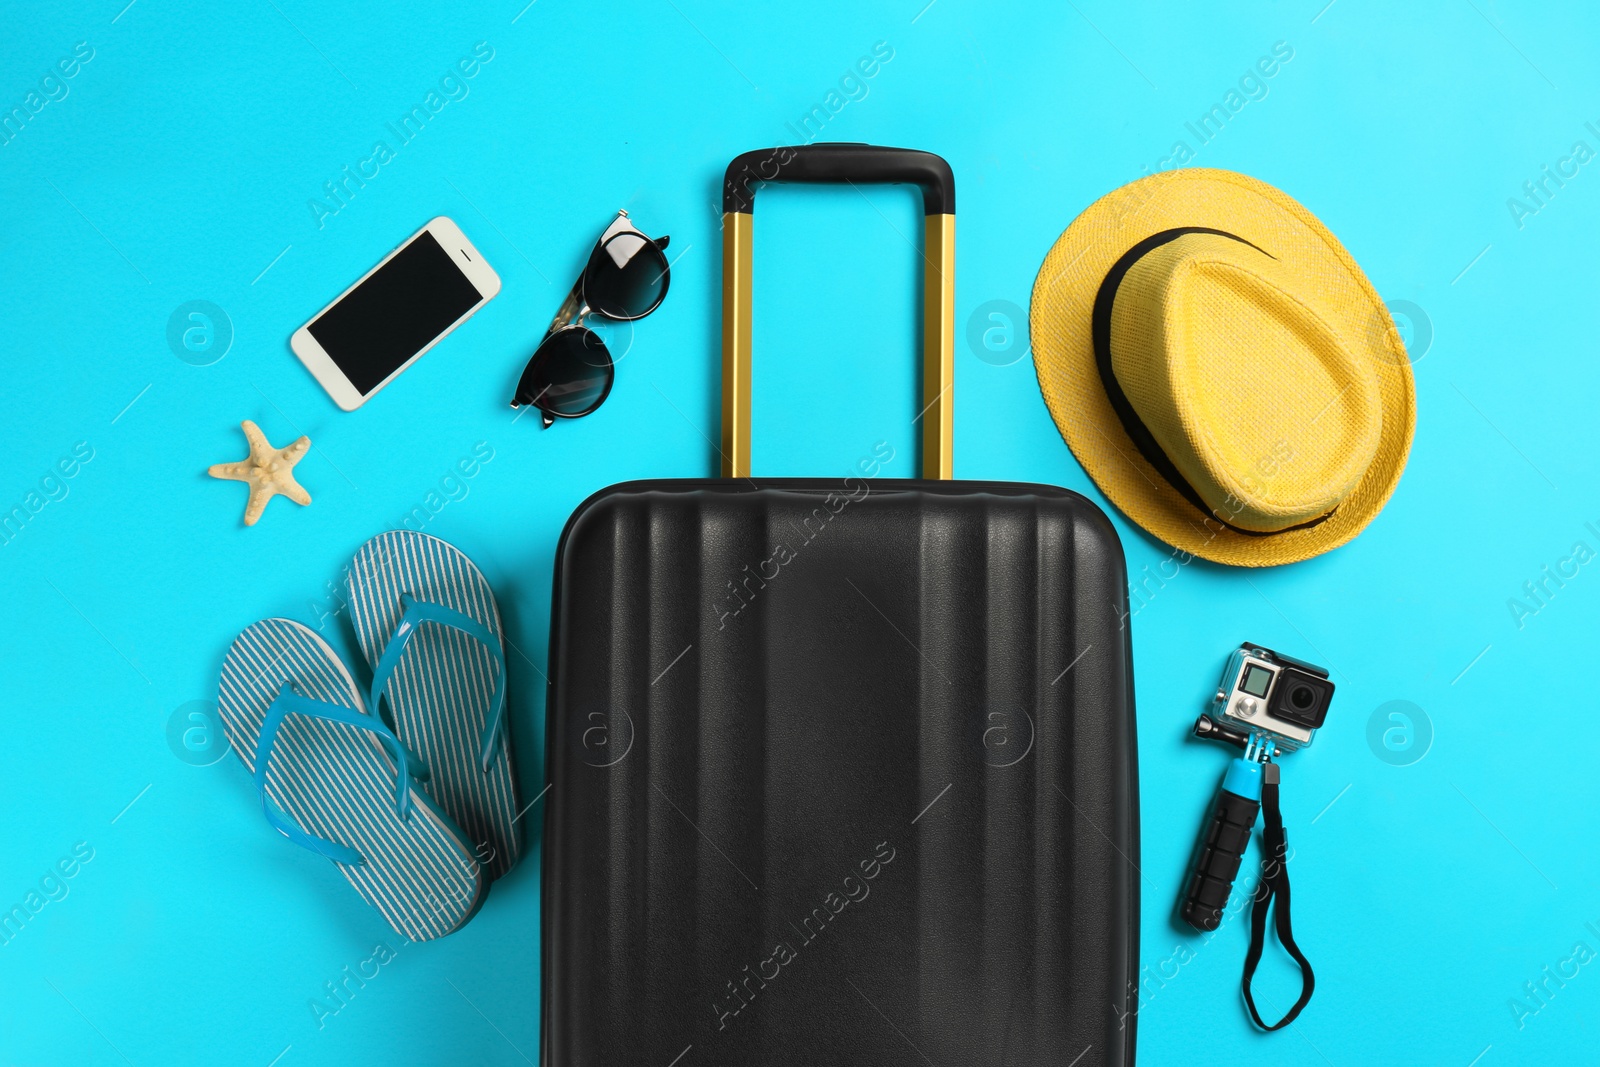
left=1241, top=764, right=1315, bottom=1030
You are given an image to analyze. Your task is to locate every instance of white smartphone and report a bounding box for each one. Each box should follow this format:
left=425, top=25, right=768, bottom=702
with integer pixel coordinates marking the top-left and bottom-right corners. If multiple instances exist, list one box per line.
left=290, top=217, right=501, bottom=410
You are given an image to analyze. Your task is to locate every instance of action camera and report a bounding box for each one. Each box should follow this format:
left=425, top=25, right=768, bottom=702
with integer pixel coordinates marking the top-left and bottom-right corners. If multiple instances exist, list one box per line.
left=1205, top=643, right=1334, bottom=752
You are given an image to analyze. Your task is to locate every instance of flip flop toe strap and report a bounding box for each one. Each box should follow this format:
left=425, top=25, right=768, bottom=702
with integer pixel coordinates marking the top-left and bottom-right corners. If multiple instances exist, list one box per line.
left=254, top=687, right=429, bottom=866
left=370, top=592, right=508, bottom=774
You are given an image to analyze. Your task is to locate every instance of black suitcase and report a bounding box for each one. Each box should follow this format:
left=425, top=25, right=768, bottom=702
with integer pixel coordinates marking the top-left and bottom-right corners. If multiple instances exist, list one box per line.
left=543, top=145, right=1139, bottom=1066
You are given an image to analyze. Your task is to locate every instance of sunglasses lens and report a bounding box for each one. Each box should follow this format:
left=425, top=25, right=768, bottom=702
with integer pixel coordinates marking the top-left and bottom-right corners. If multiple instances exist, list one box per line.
left=584, top=232, right=670, bottom=320
left=516, top=328, right=613, bottom=416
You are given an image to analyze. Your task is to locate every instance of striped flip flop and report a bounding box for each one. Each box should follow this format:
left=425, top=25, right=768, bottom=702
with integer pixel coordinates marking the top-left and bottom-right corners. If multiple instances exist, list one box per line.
left=346, top=531, right=523, bottom=882
left=217, top=619, right=486, bottom=941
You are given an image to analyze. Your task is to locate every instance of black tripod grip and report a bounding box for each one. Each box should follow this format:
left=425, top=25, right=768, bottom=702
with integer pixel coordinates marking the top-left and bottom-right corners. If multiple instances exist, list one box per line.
left=1181, top=786, right=1261, bottom=931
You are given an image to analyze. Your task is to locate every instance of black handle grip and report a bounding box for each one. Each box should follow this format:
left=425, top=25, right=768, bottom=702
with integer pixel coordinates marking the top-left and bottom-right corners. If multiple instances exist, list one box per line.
left=722, top=143, right=955, bottom=215
left=1181, top=787, right=1260, bottom=932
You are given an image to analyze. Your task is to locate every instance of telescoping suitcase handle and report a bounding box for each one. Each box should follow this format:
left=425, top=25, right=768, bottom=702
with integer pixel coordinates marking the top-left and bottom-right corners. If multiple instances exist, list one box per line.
left=720, top=143, right=955, bottom=480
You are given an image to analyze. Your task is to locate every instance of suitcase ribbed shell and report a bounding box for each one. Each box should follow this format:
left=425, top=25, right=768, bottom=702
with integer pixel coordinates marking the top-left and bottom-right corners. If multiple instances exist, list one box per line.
left=544, top=478, right=1138, bottom=1066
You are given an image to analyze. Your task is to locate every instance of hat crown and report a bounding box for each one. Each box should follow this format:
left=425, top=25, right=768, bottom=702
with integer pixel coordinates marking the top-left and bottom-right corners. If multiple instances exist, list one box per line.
left=1108, top=233, right=1383, bottom=533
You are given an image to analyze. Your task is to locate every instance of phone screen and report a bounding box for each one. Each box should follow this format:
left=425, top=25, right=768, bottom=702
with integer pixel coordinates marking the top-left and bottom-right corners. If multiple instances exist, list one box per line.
left=307, top=231, right=484, bottom=395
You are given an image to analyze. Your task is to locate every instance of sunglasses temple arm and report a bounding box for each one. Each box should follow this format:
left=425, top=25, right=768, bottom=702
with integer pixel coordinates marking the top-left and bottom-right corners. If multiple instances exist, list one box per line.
left=544, top=276, right=586, bottom=338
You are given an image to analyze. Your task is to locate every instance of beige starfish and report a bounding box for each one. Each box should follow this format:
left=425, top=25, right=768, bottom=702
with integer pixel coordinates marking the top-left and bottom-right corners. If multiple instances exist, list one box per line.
left=209, top=420, right=312, bottom=526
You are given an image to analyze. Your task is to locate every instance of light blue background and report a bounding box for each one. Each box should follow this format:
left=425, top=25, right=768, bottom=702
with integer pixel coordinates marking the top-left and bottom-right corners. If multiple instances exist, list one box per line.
left=1, top=0, right=1595, bottom=1063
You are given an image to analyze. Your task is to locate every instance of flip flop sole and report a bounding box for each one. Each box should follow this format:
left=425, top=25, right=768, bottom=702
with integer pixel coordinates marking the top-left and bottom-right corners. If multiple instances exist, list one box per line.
left=347, top=532, right=523, bottom=881
left=217, top=619, right=486, bottom=940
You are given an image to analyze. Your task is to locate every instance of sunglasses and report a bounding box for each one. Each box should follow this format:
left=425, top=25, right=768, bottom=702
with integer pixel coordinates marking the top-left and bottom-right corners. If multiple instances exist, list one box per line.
left=511, top=211, right=671, bottom=426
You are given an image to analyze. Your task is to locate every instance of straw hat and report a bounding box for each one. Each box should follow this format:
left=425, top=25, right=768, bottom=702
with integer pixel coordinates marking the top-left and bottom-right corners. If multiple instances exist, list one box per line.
left=1030, top=168, right=1415, bottom=567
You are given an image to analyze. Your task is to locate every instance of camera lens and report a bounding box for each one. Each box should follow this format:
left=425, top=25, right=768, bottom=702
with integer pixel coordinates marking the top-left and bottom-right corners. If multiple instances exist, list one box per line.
left=1267, top=667, right=1333, bottom=730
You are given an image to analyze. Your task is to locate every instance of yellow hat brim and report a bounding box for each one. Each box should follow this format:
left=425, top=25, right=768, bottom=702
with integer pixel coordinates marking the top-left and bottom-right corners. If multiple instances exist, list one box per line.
left=1029, top=168, right=1416, bottom=567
